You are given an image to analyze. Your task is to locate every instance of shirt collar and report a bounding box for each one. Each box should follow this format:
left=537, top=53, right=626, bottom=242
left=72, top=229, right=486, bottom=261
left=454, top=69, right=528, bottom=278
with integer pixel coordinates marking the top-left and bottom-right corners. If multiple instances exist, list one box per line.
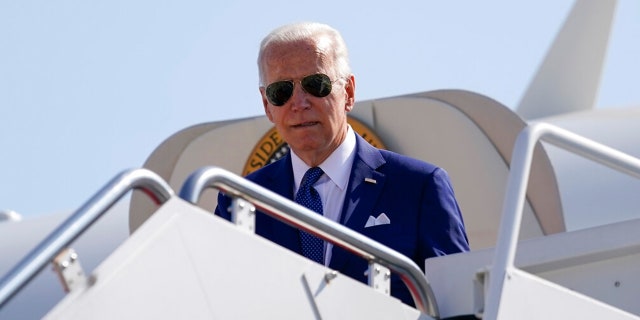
left=291, top=125, right=357, bottom=191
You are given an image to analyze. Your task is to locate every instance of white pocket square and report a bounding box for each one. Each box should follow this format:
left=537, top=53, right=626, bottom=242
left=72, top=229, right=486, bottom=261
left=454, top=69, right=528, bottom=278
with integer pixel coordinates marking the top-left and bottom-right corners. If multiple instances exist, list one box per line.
left=364, top=213, right=391, bottom=228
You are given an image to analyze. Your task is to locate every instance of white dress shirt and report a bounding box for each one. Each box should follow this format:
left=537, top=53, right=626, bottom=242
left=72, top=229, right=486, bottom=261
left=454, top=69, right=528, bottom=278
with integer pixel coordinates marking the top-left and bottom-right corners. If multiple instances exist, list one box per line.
left=290, top=125, right=357, bottom=266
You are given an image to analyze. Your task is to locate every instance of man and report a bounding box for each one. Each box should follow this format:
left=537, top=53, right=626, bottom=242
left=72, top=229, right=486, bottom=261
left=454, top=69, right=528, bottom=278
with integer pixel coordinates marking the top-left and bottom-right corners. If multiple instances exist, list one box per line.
left=215, top=22, right=469, bottom=306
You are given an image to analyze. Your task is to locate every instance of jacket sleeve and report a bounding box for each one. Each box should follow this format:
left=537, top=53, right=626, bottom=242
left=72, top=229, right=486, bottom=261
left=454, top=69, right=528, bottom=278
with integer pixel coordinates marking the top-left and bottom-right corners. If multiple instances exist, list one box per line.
left=419, top=167, right=470, bottom=260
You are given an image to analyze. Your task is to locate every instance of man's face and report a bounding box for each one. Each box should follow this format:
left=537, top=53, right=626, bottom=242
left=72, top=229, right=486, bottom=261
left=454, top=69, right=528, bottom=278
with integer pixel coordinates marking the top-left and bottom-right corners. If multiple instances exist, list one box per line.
left=260, top=38, right=355, bottom=164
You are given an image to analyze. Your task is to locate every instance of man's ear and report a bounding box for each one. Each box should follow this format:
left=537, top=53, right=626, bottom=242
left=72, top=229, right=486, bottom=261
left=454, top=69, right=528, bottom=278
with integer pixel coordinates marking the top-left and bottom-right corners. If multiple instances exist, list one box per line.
left=344, top=74, right=356, bottom=112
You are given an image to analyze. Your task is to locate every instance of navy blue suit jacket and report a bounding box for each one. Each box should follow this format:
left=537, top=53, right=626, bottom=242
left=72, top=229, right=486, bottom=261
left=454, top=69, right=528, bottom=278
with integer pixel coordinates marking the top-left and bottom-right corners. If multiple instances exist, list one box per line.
left=215, top=134, right=469, bottom=306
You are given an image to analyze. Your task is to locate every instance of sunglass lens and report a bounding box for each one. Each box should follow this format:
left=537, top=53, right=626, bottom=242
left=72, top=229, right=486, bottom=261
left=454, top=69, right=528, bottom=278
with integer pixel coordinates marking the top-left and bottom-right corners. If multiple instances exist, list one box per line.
left=302, top=74, right=332, bottom=97
left=266, top=74, right=333, bottom=106
left=266, top=81, right=294, bottom=106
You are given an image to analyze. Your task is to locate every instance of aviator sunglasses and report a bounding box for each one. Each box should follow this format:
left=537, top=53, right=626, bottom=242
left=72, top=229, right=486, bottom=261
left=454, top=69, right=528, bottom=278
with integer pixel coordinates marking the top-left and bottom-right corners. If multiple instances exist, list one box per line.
left=265, top=73, right=339, bottom=106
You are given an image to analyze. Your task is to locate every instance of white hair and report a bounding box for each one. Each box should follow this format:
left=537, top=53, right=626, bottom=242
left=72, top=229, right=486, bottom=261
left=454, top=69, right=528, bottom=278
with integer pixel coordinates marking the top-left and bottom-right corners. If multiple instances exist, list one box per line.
left=257, top=22, right=351, bottom=86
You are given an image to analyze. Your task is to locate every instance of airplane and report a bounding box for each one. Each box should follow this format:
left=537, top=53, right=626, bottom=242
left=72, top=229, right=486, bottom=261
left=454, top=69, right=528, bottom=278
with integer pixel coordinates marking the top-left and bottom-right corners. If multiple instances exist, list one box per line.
left=1, top=0, right=639, bottom=318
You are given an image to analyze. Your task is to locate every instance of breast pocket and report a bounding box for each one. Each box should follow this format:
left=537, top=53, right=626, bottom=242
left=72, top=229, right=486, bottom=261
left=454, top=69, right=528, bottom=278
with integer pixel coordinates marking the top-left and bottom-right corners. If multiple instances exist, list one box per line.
left=361, top=223, right=414, bottom=257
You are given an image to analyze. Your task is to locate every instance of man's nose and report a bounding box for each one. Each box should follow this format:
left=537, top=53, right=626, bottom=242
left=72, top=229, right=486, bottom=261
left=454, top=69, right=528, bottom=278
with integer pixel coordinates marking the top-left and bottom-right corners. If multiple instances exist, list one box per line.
left=289, top=83, right=311, bottom=110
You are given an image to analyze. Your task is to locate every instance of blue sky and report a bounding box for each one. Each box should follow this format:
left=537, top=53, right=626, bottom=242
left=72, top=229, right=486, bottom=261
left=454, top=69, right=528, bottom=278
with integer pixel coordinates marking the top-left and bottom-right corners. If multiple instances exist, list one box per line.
left=1, top=0, right=639, bottom=217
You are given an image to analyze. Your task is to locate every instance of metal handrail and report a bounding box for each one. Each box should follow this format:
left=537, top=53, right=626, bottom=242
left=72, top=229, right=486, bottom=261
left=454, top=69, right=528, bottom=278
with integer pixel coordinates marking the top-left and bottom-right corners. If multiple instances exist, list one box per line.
left=179, top=166, right=439, bottom=317
left=0, top=168, right=175, bottom=308
left=484, top=122, right=640, bottom=319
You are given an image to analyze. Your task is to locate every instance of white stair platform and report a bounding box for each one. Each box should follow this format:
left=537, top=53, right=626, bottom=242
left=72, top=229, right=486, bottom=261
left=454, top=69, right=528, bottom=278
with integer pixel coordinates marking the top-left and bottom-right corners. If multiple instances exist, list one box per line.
left=425, top=217, right=640, bottom=319
left=44, top=197, right=429, bottom=319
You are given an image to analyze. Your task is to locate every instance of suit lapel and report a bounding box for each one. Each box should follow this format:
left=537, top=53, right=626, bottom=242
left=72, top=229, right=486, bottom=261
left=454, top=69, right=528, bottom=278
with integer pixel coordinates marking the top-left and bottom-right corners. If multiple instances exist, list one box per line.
left=340, top=158, right=386, bottom=228
left=263, top=153, right=295, bottom=199
left=331, top=135, right=386, bottom=269
left=256, top=154, right=300, bottom=252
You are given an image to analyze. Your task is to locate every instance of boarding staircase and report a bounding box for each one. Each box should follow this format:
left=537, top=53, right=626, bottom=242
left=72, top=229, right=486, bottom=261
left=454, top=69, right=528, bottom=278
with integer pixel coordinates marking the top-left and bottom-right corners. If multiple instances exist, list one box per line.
left=1, top=123, right=640, bottom=319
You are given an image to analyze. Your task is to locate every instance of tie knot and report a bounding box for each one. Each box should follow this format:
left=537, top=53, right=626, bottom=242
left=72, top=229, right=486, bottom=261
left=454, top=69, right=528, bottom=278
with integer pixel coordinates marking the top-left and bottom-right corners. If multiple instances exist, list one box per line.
left=301, top=167, right=324, bottom=189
